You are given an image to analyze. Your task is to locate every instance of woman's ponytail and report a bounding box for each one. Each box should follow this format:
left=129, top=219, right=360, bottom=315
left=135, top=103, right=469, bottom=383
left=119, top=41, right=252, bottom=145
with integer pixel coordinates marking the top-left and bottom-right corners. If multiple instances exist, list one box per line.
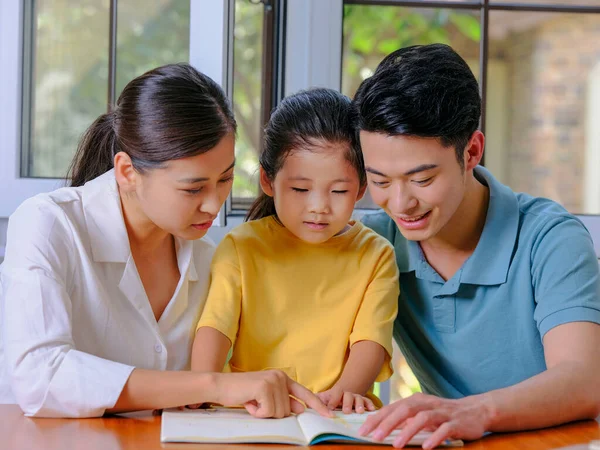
left=67, top=112, right=117, bottom=187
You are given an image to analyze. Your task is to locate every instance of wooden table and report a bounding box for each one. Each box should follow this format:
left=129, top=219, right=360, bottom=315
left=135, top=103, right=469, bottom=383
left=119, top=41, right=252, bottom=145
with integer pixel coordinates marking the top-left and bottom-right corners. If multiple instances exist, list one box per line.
left=1, top=405, right=599, bottom=450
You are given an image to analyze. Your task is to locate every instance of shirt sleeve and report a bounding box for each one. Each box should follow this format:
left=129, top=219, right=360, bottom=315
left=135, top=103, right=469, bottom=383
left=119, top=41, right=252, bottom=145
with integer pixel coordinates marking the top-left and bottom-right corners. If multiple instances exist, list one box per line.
left=1, top=198, right=134, bottom=418
left=195, top=234, right=243, bottom=345
left=531, top=216, right=600, bottom=338
left=349, top=242, right=400, bottom=382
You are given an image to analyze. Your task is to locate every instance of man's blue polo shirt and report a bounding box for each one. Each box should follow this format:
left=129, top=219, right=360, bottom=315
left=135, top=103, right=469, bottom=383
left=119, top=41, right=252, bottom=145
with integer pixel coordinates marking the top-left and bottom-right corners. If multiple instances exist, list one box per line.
left=362, top=166, right=600, bottom=398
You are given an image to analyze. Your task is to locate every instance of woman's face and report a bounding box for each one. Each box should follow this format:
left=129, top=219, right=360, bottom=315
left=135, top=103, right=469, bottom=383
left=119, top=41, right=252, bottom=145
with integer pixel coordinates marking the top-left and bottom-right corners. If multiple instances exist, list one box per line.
left=123, top=132, right=235, bottom=240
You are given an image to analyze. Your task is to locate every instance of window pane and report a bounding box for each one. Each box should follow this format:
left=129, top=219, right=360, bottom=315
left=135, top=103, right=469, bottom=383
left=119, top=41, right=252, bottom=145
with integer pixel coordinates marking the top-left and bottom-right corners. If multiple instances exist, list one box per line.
left=116, top=0, right=190, bottom=97
left=485, top=11, right=600, bottom=213
left=25, top=0, right=110, bottom=178
left=342, top=4, right=481, bottom=209
left=232, top=0, right=264, bottom=206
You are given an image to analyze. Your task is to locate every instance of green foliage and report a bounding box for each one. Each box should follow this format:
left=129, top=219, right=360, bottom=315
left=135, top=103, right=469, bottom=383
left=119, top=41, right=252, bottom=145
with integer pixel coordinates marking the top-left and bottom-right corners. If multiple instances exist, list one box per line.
left=342, top=5, right=480, bottom=97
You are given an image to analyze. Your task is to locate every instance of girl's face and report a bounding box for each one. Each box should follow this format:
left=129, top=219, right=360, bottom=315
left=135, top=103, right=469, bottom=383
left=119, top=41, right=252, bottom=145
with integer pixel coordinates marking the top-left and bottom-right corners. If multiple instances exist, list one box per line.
left=118, top=132, right=235, bottom=241
left=261, top=142, right=365, bottom=244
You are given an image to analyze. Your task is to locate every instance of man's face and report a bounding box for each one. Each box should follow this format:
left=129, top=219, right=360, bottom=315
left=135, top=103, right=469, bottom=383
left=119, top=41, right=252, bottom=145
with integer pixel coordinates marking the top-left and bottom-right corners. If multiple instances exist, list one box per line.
left=359, top=132, right=469, bottom=243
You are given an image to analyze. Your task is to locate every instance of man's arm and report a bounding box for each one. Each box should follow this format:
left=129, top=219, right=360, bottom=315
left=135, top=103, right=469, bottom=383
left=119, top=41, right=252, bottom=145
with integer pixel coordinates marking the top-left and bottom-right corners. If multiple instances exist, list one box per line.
left=359, top=217, right=600, bottom=448
left=358, top=322, right=600, bottom=448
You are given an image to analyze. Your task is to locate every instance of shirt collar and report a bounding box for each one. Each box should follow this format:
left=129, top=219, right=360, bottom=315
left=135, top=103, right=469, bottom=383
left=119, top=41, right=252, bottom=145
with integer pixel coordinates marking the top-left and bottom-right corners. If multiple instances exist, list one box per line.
left=82, top=169, right=130, bottom=263
left=459, top=165, right=519, bottom=285
left=402, top=165, right=519, bottom=286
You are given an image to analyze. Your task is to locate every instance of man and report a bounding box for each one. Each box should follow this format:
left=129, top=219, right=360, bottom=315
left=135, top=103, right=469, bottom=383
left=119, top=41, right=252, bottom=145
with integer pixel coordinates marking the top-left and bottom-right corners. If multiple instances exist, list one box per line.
left=354, top=43, right=600, bottom=448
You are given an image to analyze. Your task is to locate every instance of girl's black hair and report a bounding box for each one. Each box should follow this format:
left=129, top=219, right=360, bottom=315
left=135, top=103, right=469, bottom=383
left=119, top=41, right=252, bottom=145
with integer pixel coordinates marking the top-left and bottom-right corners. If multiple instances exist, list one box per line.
left=246, top=88, right=365, bottom=221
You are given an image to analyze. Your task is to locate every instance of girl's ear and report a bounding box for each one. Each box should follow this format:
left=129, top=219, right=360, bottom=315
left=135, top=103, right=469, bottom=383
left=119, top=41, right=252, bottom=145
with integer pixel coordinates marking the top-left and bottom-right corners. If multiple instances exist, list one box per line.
left=356, top=183, right=367, bottom=202
left=259, top=166, right=274, bottom=197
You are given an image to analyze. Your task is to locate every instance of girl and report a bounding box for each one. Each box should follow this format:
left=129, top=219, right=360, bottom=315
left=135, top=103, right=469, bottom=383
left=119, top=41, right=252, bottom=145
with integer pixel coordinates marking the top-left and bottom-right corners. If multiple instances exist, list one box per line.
left=192, top=88, right=399, bottom=415
left=0, top=64, right=328, bottom=419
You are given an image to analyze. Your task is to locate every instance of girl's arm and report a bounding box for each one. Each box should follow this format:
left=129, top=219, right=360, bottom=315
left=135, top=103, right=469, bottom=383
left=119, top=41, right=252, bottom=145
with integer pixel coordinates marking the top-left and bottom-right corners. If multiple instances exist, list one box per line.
left=334, top=340, right=386, bottom=395
left=191, top=327, right=231, bottom=372
left=318, top=341, right=386, bottom=412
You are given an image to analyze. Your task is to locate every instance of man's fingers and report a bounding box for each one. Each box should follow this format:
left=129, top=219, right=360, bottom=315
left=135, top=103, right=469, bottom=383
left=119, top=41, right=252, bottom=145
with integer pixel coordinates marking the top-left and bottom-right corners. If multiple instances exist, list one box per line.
left=421, top=421, right=456, bottom=450
left=392, top=410, right=445, bottom=448
left=288, top=379, right=333, bottom=417
left=358, top=403, right=397, bottom=436
left=373, top=403, right=420, bottom=441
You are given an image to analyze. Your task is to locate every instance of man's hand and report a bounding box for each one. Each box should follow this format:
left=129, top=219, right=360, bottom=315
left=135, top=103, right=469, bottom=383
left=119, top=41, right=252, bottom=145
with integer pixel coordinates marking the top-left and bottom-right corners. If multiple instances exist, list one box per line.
left=357, top=392, right=493, bottom=448
left=318, top=385, right=377, bottom=414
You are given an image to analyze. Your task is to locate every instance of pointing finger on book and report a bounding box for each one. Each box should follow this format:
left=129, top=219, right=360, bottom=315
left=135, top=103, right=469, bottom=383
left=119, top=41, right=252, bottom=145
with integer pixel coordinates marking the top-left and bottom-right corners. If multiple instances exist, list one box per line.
left=287, top=378, right=334, bottom=418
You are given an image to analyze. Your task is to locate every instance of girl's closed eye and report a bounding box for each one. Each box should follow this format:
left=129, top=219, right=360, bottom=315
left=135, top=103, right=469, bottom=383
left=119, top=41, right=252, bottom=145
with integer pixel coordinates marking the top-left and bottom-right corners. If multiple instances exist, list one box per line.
left=292, top=187, right=308, bottom=193
left=332, top=190, right=348, bottom=194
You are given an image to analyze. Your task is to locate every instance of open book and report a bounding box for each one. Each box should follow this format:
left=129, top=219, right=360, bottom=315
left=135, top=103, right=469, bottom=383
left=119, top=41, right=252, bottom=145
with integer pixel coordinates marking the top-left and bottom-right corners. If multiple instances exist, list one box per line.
left=160, top=407, right=464, bottom=446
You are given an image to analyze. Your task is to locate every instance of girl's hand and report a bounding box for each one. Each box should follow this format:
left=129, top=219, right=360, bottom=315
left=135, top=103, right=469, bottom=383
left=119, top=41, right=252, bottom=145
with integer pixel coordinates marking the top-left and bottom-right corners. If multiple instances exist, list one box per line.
left=318, top=387, right=377, bottom=414
left=211, top=370, right=333, bottom=419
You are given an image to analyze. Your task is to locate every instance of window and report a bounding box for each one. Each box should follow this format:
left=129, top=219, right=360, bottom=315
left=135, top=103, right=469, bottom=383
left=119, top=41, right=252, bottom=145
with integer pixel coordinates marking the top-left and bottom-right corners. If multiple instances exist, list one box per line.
left=21, top=0, right=190, bottom=179
left=339, top=0, right=600, bottom=214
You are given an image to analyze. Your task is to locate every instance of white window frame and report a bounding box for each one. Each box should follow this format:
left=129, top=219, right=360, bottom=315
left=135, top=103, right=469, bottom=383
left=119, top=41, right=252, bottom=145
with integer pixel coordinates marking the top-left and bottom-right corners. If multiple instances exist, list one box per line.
left=0, top=1, right=62, bottom=218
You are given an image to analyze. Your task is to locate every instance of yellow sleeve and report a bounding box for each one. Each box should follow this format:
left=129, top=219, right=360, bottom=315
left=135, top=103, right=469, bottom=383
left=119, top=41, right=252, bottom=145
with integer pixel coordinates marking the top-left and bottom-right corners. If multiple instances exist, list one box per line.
left=349, top=243, right=399, bottom=382
left=195, top=234, right=242, bottom=345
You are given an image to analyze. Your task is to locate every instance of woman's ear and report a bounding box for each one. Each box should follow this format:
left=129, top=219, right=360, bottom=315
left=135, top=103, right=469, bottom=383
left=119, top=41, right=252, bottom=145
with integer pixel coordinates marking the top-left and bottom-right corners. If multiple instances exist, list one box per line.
left=113, top=151, right=138, bottom=193
left=259, top=166, right=274, bottom=197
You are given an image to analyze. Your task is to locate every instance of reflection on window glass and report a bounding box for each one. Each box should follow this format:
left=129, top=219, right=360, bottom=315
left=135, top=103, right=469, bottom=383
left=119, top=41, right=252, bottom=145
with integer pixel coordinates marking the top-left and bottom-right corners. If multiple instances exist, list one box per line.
left=116, top=0, right=189, bottom=97
left=232, top=0, right=264, bottom=205
left=485, top=12, right=600, bottom=214
left=342, top=5, right=480, bottom=209
left=26, top=0, right=109, bottom=178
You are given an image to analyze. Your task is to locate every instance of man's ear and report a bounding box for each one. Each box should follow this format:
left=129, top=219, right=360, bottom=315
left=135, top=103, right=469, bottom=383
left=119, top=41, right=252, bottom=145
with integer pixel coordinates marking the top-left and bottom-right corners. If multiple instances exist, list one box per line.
left=113, top=151, right=138, bottom=193
left=259, top=166, right=274, bottom=197
left=463, top=130, right=485, bottom=171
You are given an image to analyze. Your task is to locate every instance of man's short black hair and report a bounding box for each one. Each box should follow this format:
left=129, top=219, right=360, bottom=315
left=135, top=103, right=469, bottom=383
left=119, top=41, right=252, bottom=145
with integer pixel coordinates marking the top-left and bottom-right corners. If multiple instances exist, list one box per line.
left=352, top=44, right=481, bottom=167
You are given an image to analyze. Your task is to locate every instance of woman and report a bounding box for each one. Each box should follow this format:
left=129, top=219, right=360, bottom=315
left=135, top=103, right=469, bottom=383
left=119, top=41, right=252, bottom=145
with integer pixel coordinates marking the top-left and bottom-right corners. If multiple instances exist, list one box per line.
left=0, top=63, right=329, bottom=419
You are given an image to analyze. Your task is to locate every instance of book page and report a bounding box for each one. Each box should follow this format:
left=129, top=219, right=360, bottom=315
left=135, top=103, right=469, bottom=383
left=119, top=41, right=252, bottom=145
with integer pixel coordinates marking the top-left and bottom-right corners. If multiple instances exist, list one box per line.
left=160, top=407, right=307, bottom=445
left=297, top=410, right=463, bottom=447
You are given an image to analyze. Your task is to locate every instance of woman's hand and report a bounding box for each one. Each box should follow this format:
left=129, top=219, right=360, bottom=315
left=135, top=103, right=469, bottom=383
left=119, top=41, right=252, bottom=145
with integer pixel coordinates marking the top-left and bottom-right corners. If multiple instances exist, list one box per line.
left=211, top=370, right=333, bottom=419
left=318, top=386, right=377, bottom=414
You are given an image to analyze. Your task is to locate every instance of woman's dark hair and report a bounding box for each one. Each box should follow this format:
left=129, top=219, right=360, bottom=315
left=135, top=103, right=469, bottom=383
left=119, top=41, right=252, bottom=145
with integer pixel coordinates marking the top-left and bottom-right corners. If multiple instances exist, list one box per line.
left=246, top=88, right=365, bottom=222
left=67, top=63, right=236, bottom=187
left=352, top=44, right=481, bottom=168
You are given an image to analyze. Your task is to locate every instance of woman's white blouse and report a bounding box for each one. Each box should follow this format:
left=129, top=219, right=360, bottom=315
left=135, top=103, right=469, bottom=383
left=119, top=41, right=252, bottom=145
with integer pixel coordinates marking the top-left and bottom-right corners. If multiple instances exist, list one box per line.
left=0, top=170, right=214, bottom=418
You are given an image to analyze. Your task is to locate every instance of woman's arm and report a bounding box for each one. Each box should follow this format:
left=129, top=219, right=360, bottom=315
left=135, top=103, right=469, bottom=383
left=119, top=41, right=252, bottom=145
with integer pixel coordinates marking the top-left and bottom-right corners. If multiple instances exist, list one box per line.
left=108, top=368, right=333, bottom=419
